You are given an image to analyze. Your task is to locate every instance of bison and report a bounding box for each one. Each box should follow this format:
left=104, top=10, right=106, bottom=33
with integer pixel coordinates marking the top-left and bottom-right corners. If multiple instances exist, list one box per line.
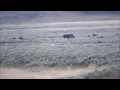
left=88, top=35, right=90, bottom=37
left=92, top=34, right=97, bottom=36
left=63, top=34, right=75, bottom=39
left=13, top=37, right=16, bottom=39
left=100, top=36, right=104, bottom=38
left=19, top=36, right=23, bottom=40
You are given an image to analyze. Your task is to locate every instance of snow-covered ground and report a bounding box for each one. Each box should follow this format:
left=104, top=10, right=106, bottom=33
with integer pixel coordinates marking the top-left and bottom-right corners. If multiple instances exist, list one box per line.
left=0, top=12, right=120, bottom=79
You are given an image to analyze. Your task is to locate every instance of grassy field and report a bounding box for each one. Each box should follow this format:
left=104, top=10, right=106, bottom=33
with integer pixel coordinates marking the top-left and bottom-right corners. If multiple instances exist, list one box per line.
left=0, top=12, right=120, bottom=79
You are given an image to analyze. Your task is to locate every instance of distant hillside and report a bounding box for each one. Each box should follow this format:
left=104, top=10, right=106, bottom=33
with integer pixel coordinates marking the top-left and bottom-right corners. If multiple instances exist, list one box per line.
left=0, top=11, right=119, bottom=24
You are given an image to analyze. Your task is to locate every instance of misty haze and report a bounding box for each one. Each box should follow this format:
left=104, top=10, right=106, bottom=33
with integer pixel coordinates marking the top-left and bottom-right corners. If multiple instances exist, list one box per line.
left=0, top=11, right=120, bottom=79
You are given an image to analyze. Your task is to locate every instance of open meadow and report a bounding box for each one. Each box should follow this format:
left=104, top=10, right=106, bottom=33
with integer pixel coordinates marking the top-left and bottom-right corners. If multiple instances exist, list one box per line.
left=0, top=11, right=120, bottom=79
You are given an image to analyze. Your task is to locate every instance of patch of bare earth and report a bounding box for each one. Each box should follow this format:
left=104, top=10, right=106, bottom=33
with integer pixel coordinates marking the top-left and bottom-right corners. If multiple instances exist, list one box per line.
left=0, top=65, right=108, bottom=79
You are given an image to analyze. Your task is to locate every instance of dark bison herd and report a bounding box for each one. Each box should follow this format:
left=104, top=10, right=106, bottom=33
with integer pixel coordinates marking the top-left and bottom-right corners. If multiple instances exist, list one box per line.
left=63, top=34, right=75, bottom=39
left=12, top=33, right=119, bottom=41
left=13, top=34, right=76, bottom=41
left=13, top=36, right=23, bottom=40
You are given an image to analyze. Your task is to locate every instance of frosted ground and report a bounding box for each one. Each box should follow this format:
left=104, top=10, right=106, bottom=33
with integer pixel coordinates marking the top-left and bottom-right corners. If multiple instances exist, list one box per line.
left=0, top=12, right=120, bottom=79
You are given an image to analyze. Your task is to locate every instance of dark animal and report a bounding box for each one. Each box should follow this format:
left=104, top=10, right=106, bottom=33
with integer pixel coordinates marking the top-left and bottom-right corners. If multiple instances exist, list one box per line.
left=92, top=34, right=97, bottom=36
left=98, top=36, right=104, bottom=38
left=13, top=37, right=16, bottom=39
left=19, top=36, right=23, bottom=40
left=100, top=36, right=104, bottom=38
left=63, top=34, right=75, bottom=39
